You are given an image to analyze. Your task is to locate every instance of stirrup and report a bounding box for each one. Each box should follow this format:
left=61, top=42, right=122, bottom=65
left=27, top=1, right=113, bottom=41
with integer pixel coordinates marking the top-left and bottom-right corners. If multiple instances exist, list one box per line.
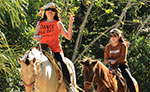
left=67, top=84, right=75, bottom=92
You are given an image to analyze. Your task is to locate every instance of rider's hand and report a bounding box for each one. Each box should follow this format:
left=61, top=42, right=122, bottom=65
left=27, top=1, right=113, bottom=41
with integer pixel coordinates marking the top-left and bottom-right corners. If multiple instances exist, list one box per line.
left=108, top=59, right=116, bottom=65
left=33, top=35, right=41, bottom=41
left=69, top=14, right=74, bottom=25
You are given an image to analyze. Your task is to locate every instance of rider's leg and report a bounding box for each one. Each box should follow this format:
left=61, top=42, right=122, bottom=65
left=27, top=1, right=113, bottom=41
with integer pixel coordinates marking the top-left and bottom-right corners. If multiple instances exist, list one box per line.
left=39, top=44, right=71, bottom=84
left=40, top=44, right=49, bottom=52
left=119, top=64, right=136, bottom=92
left=37, top=43, right=49, bottom=52
left=54, top=52, right=71, bottom=85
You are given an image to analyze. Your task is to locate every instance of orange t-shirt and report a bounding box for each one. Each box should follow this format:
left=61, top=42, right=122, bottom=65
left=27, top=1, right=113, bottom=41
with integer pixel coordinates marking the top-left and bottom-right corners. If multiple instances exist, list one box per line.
left=38, top=20, right=62, bottom=52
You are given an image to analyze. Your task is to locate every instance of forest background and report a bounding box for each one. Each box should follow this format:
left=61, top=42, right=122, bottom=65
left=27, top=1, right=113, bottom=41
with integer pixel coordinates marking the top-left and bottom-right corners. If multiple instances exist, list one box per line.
left=0, top=0, right=149, bottom=92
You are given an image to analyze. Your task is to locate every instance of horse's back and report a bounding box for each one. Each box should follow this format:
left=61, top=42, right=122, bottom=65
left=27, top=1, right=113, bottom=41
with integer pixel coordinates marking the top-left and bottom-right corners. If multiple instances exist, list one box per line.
left=63, top=57, right=79, bottom=92
left=34, top=50, right=67, bottom=92
left=132, top=77, right=139, bottom=92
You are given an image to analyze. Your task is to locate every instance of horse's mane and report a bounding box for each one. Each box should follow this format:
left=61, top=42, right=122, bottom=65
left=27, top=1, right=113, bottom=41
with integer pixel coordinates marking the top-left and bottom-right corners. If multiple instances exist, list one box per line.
left=81, top=57, right=108, bottom=76
left=95, top=60, right=114, bottom=91
left=93, top=60, right=106, bottom=80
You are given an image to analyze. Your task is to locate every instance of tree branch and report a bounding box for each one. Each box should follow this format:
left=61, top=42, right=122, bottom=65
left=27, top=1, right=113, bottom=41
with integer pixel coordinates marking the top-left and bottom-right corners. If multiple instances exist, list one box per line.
left=133, top=15, right=150, bottom=43
left=73, top=0, right=134, bottom=63
left=72, top=0, right=94, bottom=62
left=115, top=0, right=132, bottom=28
left=64, top=0, right=70, bottom=13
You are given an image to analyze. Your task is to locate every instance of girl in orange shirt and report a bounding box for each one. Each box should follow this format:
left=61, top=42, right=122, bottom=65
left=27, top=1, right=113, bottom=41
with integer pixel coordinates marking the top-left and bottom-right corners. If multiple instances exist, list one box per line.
left=33, top=3, right=74, bottom=92
left=104, top=28, right=136, bottom=92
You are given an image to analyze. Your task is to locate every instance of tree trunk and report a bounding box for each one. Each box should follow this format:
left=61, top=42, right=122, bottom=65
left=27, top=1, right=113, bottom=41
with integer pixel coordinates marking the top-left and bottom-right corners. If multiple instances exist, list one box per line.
left=72, top=0, right=95, bottom=62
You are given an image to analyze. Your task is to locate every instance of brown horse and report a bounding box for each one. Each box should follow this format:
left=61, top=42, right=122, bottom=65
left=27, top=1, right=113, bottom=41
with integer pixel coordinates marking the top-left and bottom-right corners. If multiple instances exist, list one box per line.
left=79, top=58, right=139, bottom=92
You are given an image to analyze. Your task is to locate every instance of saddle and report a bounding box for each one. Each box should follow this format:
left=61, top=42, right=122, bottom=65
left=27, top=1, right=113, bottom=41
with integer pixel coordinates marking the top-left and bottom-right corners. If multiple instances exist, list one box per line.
left=43, top=50, right=63, bottom=79
left=37, top=44, right=63, bottom=70
left=37, top=44, right=76, bottom=86
left=108, top=64, right=127, bottom=88
left=43, top=50, right=77, bottom=92
left=43, top=50, right=75, bottom=81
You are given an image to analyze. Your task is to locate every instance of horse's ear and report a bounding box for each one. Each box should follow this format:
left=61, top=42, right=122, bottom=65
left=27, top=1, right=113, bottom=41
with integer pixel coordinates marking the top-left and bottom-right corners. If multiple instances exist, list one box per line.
left=17, top=68, right=21, bottom=72
left=30, top=58, right=36, bottom=65
left=18, top=58, right=24, bottom=64
left=32, top=58, right=36, bottom=64
left=79, top=61, right=90, bottom=66
left=92, top=61, right=97, bottom=66
left=79, top=61, right=85, bottom=65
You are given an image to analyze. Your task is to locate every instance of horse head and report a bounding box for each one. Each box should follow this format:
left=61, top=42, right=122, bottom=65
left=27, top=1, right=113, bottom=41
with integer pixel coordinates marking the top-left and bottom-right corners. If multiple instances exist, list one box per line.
left=79, top=57, right=98, bottom=92
left=18, top=47, right=40, bottom=92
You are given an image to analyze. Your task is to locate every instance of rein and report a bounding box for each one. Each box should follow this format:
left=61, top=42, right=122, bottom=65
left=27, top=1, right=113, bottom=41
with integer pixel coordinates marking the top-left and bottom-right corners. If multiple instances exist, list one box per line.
left=23, top=80, right=35, bottom=87
left=84, top=66, right=97, bottom=92
left=90, top=63, right=114, bottom=92
left=99, top=64, right=115, bottom=92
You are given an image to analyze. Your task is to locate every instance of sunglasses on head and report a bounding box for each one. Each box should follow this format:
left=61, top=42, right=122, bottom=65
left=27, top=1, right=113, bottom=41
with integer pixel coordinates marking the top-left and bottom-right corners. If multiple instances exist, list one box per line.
left=110, top=33, right=119, bottom=38
left=45, top=8, right=57, bottom=12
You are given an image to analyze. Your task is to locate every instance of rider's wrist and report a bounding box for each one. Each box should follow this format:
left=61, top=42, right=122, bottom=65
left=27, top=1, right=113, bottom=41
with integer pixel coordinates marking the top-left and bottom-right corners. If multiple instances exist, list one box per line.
left=69, top=23, right=72, bottom=26
left=33, top=35, right=40, bottom=38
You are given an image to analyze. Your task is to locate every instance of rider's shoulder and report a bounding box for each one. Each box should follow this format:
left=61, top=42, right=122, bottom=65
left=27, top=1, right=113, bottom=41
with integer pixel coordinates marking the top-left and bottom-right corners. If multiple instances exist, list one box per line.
left=120, top=42, right=127, bottom=48
left=57, top=21, right=63, bottom=25
left=106, top=43, right=111, bottom=48
left=37, top=21, right=40, bottom=24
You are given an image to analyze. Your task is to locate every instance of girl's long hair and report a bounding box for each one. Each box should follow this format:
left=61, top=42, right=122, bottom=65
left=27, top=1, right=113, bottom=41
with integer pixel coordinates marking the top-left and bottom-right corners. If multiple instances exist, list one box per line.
left=40, top=11, right=59, bottom=21
left=118, top=33, right=130, bottom=47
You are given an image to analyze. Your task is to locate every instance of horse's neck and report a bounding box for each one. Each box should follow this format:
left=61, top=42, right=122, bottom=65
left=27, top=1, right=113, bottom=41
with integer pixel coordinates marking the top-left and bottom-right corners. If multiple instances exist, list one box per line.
left=35, top=59, right=59, bottom=92
left=96, top=62, right=110, bottom=82
left=97, top=62, right=118, bottom=92
left=39, top=60, right=55, bottom=79
left=97, top=62, right=109, bottom=74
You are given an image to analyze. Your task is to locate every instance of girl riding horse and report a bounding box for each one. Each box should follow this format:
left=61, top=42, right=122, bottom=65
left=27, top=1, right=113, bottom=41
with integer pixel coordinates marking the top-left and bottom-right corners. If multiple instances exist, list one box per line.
left=33, top=3, right=74, bottom=92
left=80, top=57, right=139, bottom=92
left=104, top=28, right=137, bottom=92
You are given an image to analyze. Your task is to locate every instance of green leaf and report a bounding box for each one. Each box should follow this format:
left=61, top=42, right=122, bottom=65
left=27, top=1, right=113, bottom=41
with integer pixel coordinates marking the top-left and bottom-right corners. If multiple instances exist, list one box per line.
left=105, top=9, right=113, bottom=14
left=133, top=19, right=140, bottom=23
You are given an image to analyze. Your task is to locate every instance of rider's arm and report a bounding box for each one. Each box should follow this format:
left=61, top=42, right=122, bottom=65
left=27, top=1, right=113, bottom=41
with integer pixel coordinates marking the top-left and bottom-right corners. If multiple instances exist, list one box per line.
left=104, top=45, right=109, bottom=64
left=33, top=21, right=40, bottom=41
left=58, top=15, right=74, bottom=40
left=115, top=44, right=127, bottom=64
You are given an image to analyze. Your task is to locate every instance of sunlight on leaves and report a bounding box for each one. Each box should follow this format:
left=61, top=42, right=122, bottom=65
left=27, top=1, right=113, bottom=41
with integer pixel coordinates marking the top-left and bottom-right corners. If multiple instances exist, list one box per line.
left=133, top=19, right=140, bottom=23
left=105, top=9, right=113, bottom=14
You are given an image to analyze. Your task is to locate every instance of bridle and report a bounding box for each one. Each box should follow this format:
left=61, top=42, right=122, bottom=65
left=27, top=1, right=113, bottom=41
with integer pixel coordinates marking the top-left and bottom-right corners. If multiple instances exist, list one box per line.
left=84, top=74, right=96, bottom=91
left=23, top=80, right=35, bottom=87
left=84, top=66, right=96, bottom=92
left=84, top=63, right=115, bottom=92
left=21, top=50, right=38, bottom=89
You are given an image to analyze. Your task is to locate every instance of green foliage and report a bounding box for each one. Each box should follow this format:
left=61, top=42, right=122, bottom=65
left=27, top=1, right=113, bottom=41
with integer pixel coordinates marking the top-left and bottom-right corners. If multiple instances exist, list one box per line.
left=0, top=31, right=23, bottom=91
left=0, top=0, right=27, bottom=28
left=128, top=37, right=150, bottom=92
left=0, top=0, right=149, bottom=91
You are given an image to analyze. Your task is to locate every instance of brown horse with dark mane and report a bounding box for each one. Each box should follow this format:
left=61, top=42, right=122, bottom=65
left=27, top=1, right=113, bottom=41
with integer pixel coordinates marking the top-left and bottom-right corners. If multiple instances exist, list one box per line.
left=79, top=58, right=139, bottom=92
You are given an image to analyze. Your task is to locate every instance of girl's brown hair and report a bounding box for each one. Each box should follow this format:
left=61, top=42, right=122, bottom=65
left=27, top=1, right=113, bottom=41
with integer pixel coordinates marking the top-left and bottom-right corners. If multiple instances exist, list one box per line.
left=110, top=28, right=130, bottom=47
left=40, top=10, right=59, bottom=21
